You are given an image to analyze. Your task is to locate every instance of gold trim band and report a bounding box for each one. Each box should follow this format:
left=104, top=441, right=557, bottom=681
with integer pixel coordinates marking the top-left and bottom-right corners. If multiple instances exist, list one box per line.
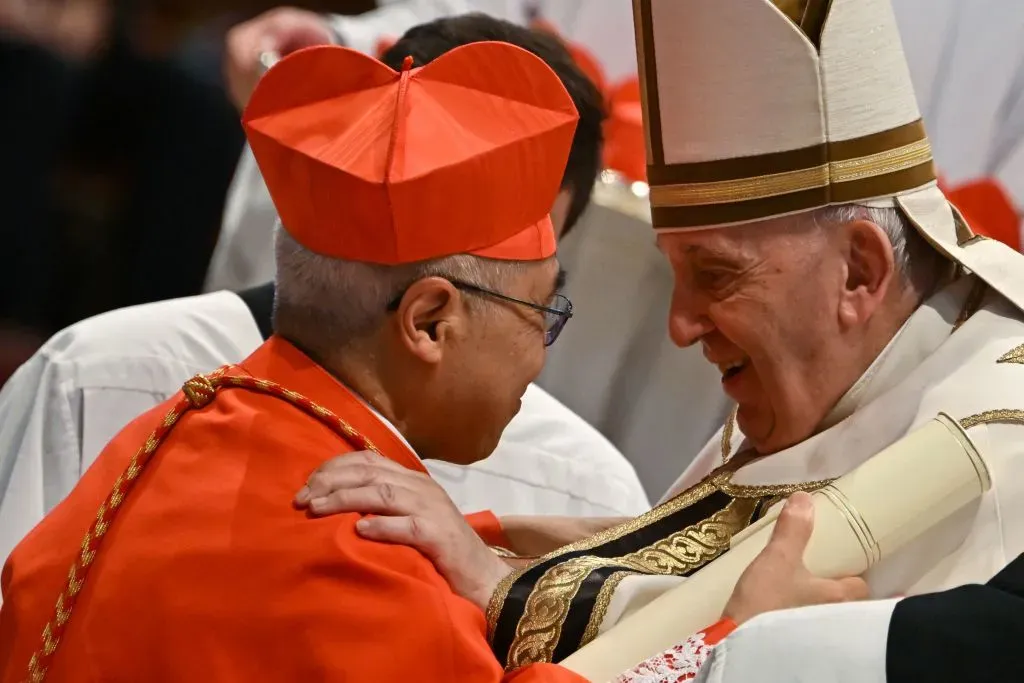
left=829, top=138, right=933, bottom=185
left=650, top=165, right=830, bottom=207
left=649, top=137, right=933, bottom=209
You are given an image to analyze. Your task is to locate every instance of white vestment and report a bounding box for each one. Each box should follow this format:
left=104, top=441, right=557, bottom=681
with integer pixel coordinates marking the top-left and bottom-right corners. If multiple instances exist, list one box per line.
left=0, top=291, right=649, bottom=575
left=657, top=276, right=1024, bottom=603
left=693, top=600, right=897, bottom=683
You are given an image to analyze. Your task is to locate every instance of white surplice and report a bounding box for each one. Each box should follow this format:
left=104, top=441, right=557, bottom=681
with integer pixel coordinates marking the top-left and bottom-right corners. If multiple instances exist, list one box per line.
left=693, top=600, right=897, bottom=683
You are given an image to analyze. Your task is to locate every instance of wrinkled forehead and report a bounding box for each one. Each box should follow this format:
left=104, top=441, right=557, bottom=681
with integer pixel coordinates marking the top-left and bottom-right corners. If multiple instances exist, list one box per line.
left=655, top=212, right=816, bottom=260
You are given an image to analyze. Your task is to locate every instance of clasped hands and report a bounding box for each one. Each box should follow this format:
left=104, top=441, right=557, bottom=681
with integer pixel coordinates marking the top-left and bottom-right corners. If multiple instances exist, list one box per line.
left=295, top=451, right=868, bottom=625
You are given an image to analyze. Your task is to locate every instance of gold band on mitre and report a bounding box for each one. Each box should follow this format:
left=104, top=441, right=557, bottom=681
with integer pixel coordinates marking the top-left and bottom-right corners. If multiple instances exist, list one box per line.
left=632, top=0, right=938, bottom=231
left=646, top=119, right=936, bottom=230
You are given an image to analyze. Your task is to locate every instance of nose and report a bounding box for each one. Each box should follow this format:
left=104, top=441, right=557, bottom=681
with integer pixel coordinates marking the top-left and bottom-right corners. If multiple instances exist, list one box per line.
left=668, top=293, right=713, bottom=348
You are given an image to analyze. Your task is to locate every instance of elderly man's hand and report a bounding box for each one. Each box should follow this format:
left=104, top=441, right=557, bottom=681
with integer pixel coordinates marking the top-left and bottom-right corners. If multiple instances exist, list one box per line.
left=295, top=451, right=513, bottom=612
left=723, top=492, right=869, bottom=625
left=224, top=7, right=334, bottom=110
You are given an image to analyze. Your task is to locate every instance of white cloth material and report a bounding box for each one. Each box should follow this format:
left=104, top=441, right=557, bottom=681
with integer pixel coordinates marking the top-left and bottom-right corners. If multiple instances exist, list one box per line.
left=0, top=291, right=648, bottom=572
left=654, top=277, right=1024, bottom=603
left=694, top=600, right=898, bottom=683
left=203, top=147, right=277, bottom=294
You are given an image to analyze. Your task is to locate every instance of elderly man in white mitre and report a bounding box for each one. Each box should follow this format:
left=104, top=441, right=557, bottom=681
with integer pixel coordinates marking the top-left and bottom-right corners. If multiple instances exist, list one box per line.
left=295, top=0, right=1024, bottom=673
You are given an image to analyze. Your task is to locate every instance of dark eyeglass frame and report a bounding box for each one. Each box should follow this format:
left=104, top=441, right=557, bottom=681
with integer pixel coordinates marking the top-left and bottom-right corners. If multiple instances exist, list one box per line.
left=387, top=279, right=573, bottom=347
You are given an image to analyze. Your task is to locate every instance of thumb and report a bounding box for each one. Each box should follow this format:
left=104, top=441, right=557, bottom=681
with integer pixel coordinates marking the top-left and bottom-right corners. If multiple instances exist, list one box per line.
left=764, top=491, right=815, bottom=563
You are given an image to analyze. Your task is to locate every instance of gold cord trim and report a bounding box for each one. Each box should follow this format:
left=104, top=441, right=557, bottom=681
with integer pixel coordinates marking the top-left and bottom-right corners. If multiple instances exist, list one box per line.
left=579, top=570, right=630, bottom=648
left=720, top=407, right=738, bottom=465
left=961, top=410, right=1024, bottom=430
left=716, top=476, right=834, bottom=498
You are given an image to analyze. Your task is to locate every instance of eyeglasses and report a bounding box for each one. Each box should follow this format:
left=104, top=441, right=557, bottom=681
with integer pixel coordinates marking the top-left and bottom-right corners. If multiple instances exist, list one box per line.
left=387, top=279, right=573, bottom=346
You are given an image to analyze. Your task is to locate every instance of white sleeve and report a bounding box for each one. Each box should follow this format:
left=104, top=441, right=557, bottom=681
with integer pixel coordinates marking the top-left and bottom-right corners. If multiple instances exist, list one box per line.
left=694, top=600, right=898, bottom=683
left=0, top=355, right=80, bottom=569
left=326, top=0, right=476, bottom=56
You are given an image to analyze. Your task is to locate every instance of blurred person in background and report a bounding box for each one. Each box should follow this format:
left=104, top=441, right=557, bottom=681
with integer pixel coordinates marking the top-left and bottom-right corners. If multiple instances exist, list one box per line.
left=0, top=13, right=647, bottom=576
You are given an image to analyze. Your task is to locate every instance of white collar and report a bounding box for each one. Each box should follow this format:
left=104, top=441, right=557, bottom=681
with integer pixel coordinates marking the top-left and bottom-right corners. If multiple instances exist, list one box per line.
left=729, top=275, right=978, bottom=482
left=818, top=275, right=977, bottom=430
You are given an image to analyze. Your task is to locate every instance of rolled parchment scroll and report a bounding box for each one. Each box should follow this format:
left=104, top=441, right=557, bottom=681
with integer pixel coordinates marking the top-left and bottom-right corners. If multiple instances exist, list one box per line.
left=561, top=413, right=990, bottom=682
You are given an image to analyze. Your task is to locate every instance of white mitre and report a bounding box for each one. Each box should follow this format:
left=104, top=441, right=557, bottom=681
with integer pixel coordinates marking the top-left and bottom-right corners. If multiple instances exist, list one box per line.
left=635, top=0, right=1024, bottom=313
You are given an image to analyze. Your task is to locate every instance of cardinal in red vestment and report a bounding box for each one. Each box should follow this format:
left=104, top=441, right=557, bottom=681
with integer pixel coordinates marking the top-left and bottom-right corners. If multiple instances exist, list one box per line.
left=0, top=41, right=585, bottom=683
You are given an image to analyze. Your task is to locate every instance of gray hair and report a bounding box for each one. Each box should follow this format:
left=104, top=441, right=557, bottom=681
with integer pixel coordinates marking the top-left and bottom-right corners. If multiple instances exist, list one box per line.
left=811, top=204, right=949, bottom=295
left=273, top=226, right=526, bottom=355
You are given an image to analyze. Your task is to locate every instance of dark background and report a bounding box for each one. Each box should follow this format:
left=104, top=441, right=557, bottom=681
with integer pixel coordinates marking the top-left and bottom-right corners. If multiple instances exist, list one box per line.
left=0, top=0, right=376, bottom=383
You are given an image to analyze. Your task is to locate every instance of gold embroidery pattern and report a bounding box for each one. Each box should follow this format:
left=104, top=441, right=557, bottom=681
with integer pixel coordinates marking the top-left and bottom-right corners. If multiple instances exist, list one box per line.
left=961, top=410, right=1024, bottom=430
left=721, top=406, right=738, bottom=465
left=997, top=344, right=1024, bottom=366
left=579, top=571, right=631, bottom=648
left=717, top=476, right=834, bottom=498
left=539, top=477, right=721, bottom=559
left=486, top=476, right=722, bottom=643
left=506, top=499, right=759, bottom=669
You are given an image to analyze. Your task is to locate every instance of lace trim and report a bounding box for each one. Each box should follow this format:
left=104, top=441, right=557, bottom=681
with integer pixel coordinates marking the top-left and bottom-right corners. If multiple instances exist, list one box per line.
left=614, top=631, right=714, bottom=683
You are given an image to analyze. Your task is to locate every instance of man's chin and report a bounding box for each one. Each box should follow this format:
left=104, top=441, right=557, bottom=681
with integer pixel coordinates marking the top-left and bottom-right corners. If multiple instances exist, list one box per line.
left=735, top=406, right=776, bottom=455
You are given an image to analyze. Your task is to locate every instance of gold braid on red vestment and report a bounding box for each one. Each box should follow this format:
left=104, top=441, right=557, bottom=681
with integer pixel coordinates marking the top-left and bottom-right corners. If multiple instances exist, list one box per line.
left=26, top=367, right=382, bottom=683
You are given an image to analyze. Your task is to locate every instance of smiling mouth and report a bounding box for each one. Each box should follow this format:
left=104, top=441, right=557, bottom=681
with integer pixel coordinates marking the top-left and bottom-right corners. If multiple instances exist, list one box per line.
left=717, top=359, right=747, bottom=382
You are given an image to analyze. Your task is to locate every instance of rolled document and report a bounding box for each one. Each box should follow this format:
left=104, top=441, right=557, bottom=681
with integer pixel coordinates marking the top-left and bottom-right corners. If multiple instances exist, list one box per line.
left=561, top=413, right=990, bottom=682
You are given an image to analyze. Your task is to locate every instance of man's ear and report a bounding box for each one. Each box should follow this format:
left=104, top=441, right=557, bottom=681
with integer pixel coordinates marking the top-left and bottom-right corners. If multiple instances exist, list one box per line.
left=838, top=219, right=896, bottom=329
left=394, top=277, right=464, bottom=363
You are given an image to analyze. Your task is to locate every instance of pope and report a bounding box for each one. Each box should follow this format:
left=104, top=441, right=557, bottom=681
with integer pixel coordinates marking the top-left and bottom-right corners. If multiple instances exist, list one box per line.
left=293, top=0, right=1024, bottom=673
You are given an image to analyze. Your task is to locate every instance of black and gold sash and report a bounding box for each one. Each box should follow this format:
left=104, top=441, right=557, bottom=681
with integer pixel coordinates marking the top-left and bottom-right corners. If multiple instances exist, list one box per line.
left=486, top=468, right=833, bottom=670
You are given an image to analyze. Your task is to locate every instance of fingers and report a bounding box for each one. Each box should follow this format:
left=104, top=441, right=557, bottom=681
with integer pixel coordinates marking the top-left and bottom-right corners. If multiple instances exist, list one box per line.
left=296, top=454, right=423, bottom=507
left=355, top=515, right=437, bottom=557
left=306, top=483, right=416, bottom=517
left=763, top=491, right=815, bottom=564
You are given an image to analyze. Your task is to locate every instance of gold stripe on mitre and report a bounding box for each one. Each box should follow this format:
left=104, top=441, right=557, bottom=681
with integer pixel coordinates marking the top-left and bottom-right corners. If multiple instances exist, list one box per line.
left=647, top=120, right=936, bottom=230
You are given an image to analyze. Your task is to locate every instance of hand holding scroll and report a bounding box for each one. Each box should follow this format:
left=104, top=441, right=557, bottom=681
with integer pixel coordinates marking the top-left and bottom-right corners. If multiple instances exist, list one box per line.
left=724, top=492, right=869, bottom=625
